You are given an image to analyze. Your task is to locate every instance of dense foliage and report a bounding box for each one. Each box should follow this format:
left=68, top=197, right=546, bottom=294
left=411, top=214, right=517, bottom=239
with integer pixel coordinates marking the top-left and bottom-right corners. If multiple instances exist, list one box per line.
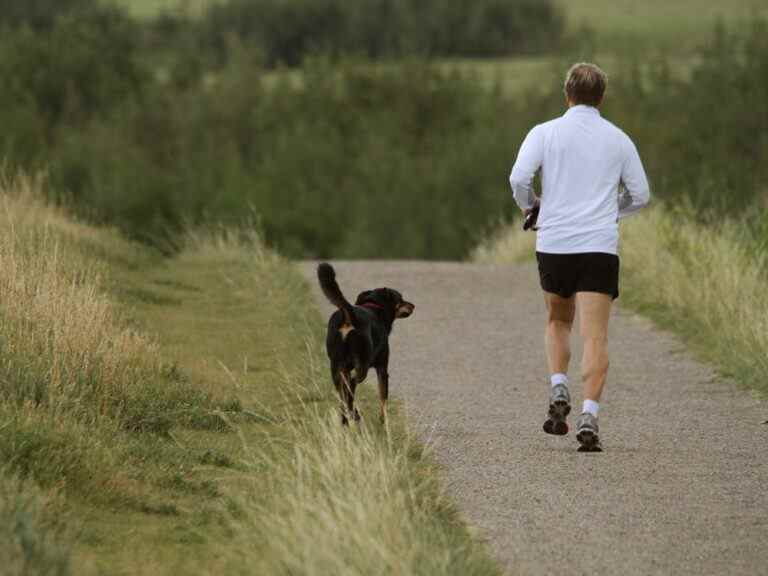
left=522, top=21, right=768, bottom=222
left=608, top=19, right=768, bottom=217
left=0, top=0, right=95, bottom=30
left=49, top=62, right=524, bottom=257
left=0, top=2, right=765, bottom=258
left=199, top=0, right=564, bottom=66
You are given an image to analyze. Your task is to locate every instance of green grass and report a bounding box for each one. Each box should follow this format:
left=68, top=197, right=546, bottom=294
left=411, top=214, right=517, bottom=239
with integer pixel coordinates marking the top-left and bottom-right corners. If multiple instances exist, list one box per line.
left=112, top=0, right=218, bottom=17
left=0, top=177, right=500, bottom=574
left=95, top=230, right=500, bottom=574
left=558, top=0, right=767, bottom=52
left=0, top=474, right=70, bottom=576
left=437, top=55, right=559, bottom=95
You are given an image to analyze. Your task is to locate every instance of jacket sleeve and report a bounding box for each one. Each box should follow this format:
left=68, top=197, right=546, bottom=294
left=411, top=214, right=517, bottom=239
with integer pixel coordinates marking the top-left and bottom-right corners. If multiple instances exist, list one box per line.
left=509, top=126, right=544, bottom=211
left=618, top=136, right=650, bottom=219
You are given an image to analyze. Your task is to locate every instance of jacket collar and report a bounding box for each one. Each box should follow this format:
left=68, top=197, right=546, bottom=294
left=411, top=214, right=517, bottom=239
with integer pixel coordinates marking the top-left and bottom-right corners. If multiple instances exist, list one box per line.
left=565, top=104, right=601, bottom=117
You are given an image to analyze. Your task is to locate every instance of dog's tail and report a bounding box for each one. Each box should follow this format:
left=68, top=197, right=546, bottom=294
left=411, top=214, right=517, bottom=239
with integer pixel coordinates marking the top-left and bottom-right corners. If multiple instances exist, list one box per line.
left=317, top=263, right=355, bottom=325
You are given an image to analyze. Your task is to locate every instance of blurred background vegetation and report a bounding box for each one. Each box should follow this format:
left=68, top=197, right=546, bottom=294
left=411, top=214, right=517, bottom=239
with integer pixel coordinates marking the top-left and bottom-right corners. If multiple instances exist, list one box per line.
left=0, top=0, right=765, bottom=258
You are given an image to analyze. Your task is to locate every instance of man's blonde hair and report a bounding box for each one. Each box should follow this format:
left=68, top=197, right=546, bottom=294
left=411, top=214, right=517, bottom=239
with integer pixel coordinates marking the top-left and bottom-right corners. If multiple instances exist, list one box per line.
left=564, top=63, right=607, bottom=107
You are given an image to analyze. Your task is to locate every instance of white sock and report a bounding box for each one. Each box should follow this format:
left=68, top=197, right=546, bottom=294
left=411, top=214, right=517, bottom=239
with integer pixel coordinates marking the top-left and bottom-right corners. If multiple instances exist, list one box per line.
left=583, top=399, right=600, bottom=417
left=550, top=373, right=568, bottom=388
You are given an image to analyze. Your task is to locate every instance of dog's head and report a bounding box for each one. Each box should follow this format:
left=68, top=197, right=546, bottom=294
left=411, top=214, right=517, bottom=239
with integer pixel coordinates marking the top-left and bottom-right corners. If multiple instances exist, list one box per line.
left=356, top=288, right=414, bottom=319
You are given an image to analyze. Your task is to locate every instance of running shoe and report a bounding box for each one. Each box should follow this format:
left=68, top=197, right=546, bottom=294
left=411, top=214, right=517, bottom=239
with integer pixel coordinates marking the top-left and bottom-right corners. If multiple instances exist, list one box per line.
left=543, top=383, right=571, bottom=435
left=576, top=412, right=602, bottom=452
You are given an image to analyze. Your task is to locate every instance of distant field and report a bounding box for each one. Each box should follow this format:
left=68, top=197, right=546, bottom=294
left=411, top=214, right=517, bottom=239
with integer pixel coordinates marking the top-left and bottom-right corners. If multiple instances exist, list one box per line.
left=114, top=0, right=217, bottom=17
left=114, top=0, right=766, bottom=92
left=561, top=0, right=767, bottom=52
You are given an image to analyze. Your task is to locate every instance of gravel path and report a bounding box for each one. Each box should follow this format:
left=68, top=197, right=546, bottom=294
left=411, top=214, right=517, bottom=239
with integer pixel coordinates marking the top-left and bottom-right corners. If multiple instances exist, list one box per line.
left=301, top=261, right=768, bottom=576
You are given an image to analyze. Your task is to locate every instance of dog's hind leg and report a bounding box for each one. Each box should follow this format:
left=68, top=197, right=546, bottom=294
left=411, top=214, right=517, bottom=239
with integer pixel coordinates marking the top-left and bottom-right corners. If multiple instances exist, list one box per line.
left=376, top=366, right=389, bottom=425
left=339, top=369, right=360, bottom=424
left=333, top=368, right=350, bottom=426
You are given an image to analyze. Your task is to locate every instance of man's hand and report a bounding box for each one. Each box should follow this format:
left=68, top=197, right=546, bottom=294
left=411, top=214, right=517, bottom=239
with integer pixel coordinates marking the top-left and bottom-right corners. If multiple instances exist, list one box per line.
left=523, top=200, right=540, bottom=231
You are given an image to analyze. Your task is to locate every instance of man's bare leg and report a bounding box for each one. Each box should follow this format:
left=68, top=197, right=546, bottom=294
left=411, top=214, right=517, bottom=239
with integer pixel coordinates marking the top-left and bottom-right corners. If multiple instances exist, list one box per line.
left=577, top=292, right=612, bottom=402
left=544, top=292, right=575, bottom=375
left=573, top=292, right=611, bottom=451
left=542, top=292, right=576, bottom=435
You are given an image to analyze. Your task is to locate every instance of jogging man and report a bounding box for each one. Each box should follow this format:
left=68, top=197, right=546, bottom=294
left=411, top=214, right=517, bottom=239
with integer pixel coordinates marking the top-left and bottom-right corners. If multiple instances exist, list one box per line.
left=509, top=63, right=650, bottom=451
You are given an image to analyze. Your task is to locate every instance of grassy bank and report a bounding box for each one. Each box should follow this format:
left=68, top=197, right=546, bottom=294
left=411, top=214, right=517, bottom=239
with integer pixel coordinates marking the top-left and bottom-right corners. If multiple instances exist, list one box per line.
left=125, top=229, right=501, bottom=574
left=0, top=176, right=499, bottom=574
left=619, top=208, right=768, bottom=394
left=473, top=207, right=768, bottom=395
left=0, top=173, right=236, bottom=572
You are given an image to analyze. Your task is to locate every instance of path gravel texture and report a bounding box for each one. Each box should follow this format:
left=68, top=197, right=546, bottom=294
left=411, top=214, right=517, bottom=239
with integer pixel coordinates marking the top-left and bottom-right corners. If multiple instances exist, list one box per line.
left=301, top=261, right=768, bottom=576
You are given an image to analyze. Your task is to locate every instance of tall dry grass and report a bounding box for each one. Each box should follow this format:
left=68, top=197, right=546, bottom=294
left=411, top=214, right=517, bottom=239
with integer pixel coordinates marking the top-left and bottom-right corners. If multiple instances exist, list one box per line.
left=472, top=219, right=535, bottom=264
left=0, top=173, right=219, bottom=507
left=473, top=206, right=768, bottom=393
left=224, top=370, right=500, bottom=576
left=0, top=174, right=213, bottom=434
left=619, top=206, right=768, bottom=391
left=0, top=175, right=163, bottom=428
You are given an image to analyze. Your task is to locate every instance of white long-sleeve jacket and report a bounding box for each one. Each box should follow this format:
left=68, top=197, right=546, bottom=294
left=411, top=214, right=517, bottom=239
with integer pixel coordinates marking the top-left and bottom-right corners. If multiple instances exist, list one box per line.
left=509, top=105, right=650, bottom=255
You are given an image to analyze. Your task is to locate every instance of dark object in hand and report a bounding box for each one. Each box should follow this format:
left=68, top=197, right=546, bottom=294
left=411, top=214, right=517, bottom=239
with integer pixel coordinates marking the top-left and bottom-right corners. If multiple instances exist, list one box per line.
left=523, top=203, right=540, bottom=231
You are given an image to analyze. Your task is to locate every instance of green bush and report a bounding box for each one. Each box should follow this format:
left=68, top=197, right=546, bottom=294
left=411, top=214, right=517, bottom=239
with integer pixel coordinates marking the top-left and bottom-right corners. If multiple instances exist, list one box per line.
left=0, top=4, right=148, bottom=165
left=50, top=61, right=524, bottom=259
left=43, top=19, right=768, bottom=258
left=0, top=0, right=94, bottom=30
left=509, top=19, right=768, bottom=220
left=603, top=19, right=768, bottom=215
left=0, top=10, right=766, bottom=260
left=200, top=0, right=564, bottom=66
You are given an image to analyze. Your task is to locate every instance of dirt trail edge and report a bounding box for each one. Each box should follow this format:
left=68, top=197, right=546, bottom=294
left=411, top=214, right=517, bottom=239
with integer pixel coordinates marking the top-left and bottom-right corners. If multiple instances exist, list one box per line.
left=300, top=261, right=768, bottom=576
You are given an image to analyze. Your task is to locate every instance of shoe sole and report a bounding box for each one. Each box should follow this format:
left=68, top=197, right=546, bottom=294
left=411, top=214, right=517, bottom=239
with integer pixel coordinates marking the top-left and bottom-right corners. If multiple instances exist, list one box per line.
left=542, top=399, right=570, bottom=436
left=576, top=429, right=602, bottom=452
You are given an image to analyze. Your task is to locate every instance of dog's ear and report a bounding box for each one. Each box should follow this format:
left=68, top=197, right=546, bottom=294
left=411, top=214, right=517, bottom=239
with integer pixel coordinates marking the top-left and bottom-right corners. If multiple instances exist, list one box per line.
left=355, top=290, right=373, bottom=305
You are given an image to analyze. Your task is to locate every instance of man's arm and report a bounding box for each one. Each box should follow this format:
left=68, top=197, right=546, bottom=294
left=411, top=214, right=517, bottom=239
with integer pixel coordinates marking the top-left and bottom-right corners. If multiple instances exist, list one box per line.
left=618, top=136, right=650, bottom=219
left=509, top=126, right=544, bottom=212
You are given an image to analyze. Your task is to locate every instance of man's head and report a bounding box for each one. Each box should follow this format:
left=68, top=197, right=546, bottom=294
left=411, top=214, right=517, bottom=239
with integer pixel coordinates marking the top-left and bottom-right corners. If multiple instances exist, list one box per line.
left=564, top=62, right=607, bottom=108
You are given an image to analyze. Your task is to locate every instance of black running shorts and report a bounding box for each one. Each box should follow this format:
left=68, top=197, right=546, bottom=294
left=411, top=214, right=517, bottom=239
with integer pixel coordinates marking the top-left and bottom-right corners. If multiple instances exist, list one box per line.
left=536, top=252, right=620, bottom=300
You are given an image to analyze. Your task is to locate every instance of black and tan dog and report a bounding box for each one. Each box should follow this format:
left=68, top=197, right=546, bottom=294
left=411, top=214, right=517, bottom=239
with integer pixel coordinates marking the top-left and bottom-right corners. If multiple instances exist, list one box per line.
left=317, top=263, right=414, bottom=425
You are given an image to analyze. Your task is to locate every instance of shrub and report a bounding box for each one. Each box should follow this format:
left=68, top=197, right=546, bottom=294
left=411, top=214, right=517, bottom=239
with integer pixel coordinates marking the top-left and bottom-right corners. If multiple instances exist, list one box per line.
left=2, top=10, right=766, bottom=262
left=604, top=18, right=768, bottom=214
left=0, top=0, right=95, bottom=30
left=200, top=0, right=564, bottom=67
left=0, top=4, right=148, bottom=162
left=50, top=60, right=525, bottom=259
